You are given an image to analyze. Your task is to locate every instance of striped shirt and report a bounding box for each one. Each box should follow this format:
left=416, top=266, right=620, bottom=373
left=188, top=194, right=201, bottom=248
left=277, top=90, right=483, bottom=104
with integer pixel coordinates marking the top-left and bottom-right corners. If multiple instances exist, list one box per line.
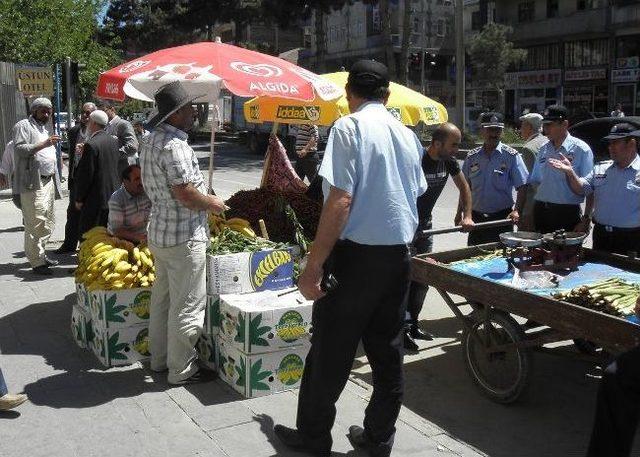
left=139, top=123, right=209, bottom=247
left=107, top=185, right=152, bottom=238
left=295, top=124, right=319, bottom=155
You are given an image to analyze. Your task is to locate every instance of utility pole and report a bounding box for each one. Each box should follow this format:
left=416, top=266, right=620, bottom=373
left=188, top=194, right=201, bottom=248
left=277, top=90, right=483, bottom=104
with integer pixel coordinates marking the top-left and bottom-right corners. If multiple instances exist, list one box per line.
left=65, top=56, right=74, bottom=127
left=455, top=0, right=465, bottom=132
left=54, top=63, right=63, bottom=179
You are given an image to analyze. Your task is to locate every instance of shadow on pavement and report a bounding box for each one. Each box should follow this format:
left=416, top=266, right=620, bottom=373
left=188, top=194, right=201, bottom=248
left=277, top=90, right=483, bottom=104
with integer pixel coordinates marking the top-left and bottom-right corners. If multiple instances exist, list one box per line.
left=0, top=261, right=74, bottom=282
left=0, top=291, right=248, bottom=411
left=0, top=226, right=24, bottom=234
left=252, top=413, right=362, bottom=457
left=0, top=410, right=21, bottom=419
left=350, top=330, right=608, bottom=457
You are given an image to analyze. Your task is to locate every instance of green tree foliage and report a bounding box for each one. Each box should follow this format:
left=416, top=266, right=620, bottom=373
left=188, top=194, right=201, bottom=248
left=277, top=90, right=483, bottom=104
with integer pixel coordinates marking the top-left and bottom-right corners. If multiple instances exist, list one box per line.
left=0, top=0, right=119, bottom=99
left=468, top=23, right=527, bottom=94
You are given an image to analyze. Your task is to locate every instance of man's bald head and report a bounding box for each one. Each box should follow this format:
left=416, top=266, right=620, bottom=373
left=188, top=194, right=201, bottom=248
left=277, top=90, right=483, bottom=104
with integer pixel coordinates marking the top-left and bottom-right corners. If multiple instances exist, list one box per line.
left=430, top=122, right=462, bottom=160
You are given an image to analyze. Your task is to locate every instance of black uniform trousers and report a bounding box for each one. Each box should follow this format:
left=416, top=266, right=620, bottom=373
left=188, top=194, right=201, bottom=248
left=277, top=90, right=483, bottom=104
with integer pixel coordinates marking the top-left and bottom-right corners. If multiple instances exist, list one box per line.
left=533, top=200, right=581, bottom=234
left=60, top=183, right=81, bottom=250
left=587, top=346, right=640, bottom=457
left=296, top=240, right=411, bottom=452
left=294, top=153, right=320, bottom=182
left=467, top=208, right=512, bottom=246
left=407, top=218, right=433, bottom=323
left=593, top=223, right=640, bottom=257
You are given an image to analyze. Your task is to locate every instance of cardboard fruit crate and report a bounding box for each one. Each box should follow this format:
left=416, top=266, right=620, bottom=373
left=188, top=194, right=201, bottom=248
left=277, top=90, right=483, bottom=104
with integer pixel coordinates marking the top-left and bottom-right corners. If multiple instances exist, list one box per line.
left=219, top=289, right=312, bottom=354
left=206, top=248, right=294, bottom=295
left=217, top=337, right=309, bottom=398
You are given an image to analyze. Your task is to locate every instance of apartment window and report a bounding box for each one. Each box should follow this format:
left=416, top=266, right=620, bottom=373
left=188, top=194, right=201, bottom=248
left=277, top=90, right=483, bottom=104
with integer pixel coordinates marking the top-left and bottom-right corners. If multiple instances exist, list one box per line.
left=520, top=44, right=561, bottom=70
left=436, top=18, right=446, bottom=36
left=471, top=10, right=482, bottom=30
left=547, top=0, right=559, bottom=18
left=565, top=39, right=610, bottom=67
left=518, top=2, right=535, bottom=22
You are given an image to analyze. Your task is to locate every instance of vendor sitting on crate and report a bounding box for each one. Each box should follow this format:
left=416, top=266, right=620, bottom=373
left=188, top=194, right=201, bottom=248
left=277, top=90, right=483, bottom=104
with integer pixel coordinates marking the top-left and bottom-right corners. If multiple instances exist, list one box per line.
left=547, top=123, right=640, bottom=256
left=461, top=112, right=529, bottom=245
left=107, top=164, right=151, bottom=244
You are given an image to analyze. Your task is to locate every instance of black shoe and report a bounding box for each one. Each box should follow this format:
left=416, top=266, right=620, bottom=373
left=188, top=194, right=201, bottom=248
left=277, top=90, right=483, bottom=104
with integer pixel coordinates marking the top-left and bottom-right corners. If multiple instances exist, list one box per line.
left=273, top=425, right=331, bottom=457
left=44, top=257, right=59, bottom=267
left=32, top=265, right=53, bottom=276
left=347, top=426, right=391, bottom=457
left=170, top=369, right=217, bottom=385
left=403, top=331, right=419, bottom=352
left=54, top=245, right=75, bottom=254
left=409, top=324, right=434, bottom=341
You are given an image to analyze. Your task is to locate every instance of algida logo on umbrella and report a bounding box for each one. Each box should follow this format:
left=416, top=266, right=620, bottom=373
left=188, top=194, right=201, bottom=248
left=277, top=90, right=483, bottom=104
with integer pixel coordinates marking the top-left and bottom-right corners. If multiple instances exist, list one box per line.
left=277, top=353, right=304, bottom=386
left=250, top=250, right=293, bottom=290
left=276, top=105, right=321, bottom=122
left=275, top=310, right=308, bottom=343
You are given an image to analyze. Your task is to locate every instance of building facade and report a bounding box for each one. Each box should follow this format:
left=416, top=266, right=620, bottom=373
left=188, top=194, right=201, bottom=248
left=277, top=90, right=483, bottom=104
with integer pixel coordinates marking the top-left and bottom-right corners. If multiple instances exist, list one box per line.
left=495, top=0, right=640, bottom=120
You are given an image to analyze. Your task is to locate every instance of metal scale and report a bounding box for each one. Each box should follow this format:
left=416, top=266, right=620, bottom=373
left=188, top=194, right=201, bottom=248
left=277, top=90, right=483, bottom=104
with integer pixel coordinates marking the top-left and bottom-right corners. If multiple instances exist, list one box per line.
left=499, top=230, right=587, bottom=271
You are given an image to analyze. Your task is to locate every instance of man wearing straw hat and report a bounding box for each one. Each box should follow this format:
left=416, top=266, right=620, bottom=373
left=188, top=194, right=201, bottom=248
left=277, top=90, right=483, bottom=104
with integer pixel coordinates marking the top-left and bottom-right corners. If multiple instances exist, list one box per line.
left=140, top=81, right=225, bottom=385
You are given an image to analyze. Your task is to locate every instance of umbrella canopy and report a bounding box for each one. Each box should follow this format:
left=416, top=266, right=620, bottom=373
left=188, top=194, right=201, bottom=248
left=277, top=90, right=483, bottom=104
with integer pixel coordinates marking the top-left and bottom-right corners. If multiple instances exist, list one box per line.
left=243, top=71, right=448, bottom=126
left=96, top=41, right=342, bottom=103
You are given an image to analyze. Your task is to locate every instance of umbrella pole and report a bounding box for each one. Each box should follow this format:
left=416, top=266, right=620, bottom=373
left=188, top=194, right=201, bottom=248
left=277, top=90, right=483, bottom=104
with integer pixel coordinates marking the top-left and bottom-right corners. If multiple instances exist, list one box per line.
left=208, top=104, right=218, bottom=193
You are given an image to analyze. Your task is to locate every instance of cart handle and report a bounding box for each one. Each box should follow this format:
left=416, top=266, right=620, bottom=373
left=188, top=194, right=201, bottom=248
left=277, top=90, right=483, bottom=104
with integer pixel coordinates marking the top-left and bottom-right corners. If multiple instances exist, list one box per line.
left=421, top=218, right=513, bottom=236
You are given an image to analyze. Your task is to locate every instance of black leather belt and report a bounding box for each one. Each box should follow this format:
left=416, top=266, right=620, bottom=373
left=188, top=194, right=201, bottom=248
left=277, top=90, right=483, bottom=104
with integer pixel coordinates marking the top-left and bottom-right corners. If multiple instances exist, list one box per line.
left=535, top=201, right=579, bottom=209
left=594, top=222, right=640, bottom=233
left=40, top=174, right=53, bottom=180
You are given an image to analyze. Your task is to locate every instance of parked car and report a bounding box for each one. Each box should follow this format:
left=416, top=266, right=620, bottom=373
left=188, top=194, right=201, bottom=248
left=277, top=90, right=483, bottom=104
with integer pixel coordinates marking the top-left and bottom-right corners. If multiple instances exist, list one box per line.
left=569, top=116, right=640, bottom=161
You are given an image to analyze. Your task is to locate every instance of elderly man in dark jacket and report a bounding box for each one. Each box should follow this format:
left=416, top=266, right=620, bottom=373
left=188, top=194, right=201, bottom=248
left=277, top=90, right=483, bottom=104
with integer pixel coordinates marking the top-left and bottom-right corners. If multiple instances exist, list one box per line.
left=99, top=100, right=138, bottom=173
left=56, top=102, right=96, bottom=253
left=74, top=110, right=121, bottom=235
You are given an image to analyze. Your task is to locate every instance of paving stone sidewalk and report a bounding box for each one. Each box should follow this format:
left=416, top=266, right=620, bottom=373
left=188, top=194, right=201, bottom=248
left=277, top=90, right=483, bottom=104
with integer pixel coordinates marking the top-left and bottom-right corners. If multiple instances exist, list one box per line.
left=0, top=194, right=484, bottom=457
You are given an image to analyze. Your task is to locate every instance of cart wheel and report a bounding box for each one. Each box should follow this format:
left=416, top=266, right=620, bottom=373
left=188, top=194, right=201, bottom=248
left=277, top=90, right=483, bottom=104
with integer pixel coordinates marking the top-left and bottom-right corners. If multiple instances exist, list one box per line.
left=462, top=309, right=532, bottom=404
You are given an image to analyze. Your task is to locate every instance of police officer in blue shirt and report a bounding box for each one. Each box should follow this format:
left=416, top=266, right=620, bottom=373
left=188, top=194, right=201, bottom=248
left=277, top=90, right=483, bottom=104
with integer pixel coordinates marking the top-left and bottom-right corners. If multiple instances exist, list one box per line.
left=548, top=123, right=640, bottom=255
left=461, top=112, right=529, bottom=245
left=528, top=105, right=594, bottom=234
left=274, top=60, right=427, bottom=457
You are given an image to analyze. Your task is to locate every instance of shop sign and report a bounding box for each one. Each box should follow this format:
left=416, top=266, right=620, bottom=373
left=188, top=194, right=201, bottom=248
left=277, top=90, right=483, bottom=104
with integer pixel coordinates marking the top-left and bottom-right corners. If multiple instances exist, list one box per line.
left=565, top=68, right=606, bottom=81
left=504, top=69, right=562, bottom=89
left=16, top=66, right=54, bottom=96
left=612, top=68, right=640, bottom=83
left=616, top=56, right=639, bottom=69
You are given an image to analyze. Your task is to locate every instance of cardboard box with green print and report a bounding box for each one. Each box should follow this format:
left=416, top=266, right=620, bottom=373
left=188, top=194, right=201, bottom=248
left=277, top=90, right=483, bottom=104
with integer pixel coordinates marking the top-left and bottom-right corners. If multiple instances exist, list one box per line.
left=90, top=323, right=150, bottom=367
left=217, top=336, right=309, bottom=398
left=89, top=288, right=152, bottom=330
left=219, top=289, right=312, bottom=354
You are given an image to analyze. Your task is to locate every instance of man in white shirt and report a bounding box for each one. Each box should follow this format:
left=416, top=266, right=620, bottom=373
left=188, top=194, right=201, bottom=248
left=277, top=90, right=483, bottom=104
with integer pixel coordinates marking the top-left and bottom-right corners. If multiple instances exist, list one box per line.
left=12, top=97, right=62, bottom=275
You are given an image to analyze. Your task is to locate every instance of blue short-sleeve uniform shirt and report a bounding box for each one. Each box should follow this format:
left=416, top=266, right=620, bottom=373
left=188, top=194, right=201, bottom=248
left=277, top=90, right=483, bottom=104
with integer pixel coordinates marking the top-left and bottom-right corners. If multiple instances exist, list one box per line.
left=529, top=133, right=594, bottom=205
left=581, top=155, right=640, bottom=228
left=461, top=142, right=529, bottom=214
left=319, top=102, right=428, bottom=245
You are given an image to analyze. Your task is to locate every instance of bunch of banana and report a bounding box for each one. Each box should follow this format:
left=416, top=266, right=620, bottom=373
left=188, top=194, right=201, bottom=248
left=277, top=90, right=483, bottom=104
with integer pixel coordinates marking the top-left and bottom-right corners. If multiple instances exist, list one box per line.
left=75, top=226, right=156, bottom=291
left=209, top=214, right=256, bottom=239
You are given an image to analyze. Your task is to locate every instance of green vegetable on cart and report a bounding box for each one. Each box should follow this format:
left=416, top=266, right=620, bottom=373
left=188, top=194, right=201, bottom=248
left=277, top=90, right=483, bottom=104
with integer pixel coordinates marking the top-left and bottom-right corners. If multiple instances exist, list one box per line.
left=553, top=278, right=640, bottom=317
left=209, top=227, right=289, bottom=255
